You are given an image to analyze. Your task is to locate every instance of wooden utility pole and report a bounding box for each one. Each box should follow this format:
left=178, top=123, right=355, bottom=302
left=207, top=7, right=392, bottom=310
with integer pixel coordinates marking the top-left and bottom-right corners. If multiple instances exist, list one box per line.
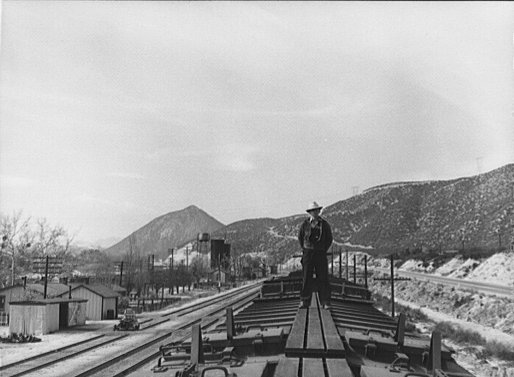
left=339, top=248, right=342, bottom=279
left=353, top=254, right=357, bottom=283
left=171, top=248, right=175, bottom=294
left=345, top=249, right=349, bottom=281
left=151, top=254, right=155, bottom=294
left=390, top=255, right=394, bottom=316
left=364, top=255, right=368, bottom=289
left=119, top=261, right=124, bottom=286
left=374, top=254, right=410, bottom=318
left=43, top=255, right=49, bottom=299
left=218, top=252, right=221, bottom=292
left=331, top=248, right=334, bottom=276
left=168, top=257, right=172, bottom=294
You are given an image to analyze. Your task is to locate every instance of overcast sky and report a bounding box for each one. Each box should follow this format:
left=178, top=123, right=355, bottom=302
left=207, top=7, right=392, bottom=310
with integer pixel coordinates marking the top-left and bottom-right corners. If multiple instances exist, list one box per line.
left=1, top=1, right=513, bottom=244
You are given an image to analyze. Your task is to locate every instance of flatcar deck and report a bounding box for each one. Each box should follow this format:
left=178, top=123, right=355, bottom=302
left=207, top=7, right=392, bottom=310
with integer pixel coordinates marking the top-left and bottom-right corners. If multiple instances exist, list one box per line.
left=275, top=357, right=354, bottom=377
left=285, top=293, right=345, bottom=358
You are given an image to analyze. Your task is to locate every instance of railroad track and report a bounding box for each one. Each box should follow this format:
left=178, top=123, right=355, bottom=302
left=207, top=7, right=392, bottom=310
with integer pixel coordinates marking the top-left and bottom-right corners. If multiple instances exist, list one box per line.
left=377, top=269, right=514, bottom=297
left=137, top=281, right=263, bottom=331
left=0, top=282, right=261, bottom=377
left=82, top=288, right=261, bottom=377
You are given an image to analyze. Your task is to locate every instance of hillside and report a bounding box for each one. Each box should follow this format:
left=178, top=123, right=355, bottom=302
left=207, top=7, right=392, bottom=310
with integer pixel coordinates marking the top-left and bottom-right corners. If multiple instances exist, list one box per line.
left=102, top=164, right=513, bottom=263
left=213, top=217, right=303, bottom=265
left=103, top=205, right=224, bottom=260
left=218, top=164, right=514, bottom=260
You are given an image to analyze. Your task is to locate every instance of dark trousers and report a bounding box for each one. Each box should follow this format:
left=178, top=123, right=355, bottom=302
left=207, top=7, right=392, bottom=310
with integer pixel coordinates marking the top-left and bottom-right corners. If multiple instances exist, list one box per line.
left=300, top=249, right=330, bottom=305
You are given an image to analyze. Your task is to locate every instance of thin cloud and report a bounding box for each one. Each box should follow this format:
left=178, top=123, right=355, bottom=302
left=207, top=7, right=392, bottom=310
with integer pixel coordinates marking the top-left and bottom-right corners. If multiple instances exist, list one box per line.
left=145, top=143, right=259, bottom=173
left=74, top=193, right=149, bottom=213
left=0, top=175, right=36, bottom=188
left=214, top=143, right=258, bottom=172
left=74, top=193, right=116, bottom=206
left=106, top=172, right=145, bottom=180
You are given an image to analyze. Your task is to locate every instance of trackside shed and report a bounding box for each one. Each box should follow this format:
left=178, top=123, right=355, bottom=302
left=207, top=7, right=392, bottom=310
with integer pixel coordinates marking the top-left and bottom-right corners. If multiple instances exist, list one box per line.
left=9, top=297, right=87, bottom=335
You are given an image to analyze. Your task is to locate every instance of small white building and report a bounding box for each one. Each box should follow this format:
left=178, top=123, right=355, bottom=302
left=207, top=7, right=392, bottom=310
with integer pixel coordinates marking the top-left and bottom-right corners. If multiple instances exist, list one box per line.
left=0, top=283, right=70, bottom=320
left=9, top=297, right=87, bottom=335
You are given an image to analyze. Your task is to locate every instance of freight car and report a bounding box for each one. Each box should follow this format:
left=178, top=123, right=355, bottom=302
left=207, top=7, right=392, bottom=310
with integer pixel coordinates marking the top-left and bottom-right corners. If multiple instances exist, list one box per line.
left=152, top=273, right=474, bottom=377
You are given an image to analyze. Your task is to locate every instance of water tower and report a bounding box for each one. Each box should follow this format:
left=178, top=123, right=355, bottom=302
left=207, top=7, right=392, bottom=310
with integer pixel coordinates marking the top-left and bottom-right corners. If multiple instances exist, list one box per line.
left=197, top=233, right=210, bottom=254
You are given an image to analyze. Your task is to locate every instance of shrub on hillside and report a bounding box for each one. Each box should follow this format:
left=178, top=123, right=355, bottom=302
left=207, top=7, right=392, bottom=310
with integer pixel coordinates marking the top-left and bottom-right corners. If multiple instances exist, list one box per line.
left=398, top=305, right=428, bottom=322
left=452, top=294, right=473, bottom=309
left=371, top=293, right=428, bottom=332
left=433, top=322, right=487, bottom=345
left=484, top=341, right=514, bottom=361
left=372, top=292, right=391, bottom=310
left=460, top=248, right=497, bottom=260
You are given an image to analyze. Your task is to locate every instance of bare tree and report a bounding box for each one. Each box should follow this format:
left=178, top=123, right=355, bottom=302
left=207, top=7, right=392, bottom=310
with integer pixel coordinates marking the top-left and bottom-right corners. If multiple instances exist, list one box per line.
left=190, top=254, right=209, bottom=285
left=123, top=233, right=146, bottom=295
left=1, top=211, right=32, bottom=286
left=31, top=218, right=73, bottom=256
left=1, top=212, right=73, bottom=287
left=73, top=249, right=116, bottom=284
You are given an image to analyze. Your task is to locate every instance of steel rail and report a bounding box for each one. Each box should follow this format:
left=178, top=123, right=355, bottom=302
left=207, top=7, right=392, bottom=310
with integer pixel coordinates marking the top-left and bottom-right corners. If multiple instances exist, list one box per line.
left=0, top=334, right=105, bottom=373
left=0, top=283, right=260, bottom=377
left=1, top=334, right=129, bottom=377
left=162, top=281, right=262, bottom=318
left=73, top=286, right=261, bottom=377
left=134, top=282, right=262, bottom=331
left=380, top=269, right=514, bottom=297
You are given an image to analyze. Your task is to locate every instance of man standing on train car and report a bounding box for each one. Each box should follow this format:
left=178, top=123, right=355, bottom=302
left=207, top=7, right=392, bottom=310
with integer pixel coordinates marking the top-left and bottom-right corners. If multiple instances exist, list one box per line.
left=298, top=201, right=333, bottom=309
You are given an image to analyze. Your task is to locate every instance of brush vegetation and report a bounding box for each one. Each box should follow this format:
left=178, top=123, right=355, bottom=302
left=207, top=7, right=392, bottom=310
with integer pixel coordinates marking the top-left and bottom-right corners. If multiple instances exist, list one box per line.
left=434, top=321, right=514, bottom=361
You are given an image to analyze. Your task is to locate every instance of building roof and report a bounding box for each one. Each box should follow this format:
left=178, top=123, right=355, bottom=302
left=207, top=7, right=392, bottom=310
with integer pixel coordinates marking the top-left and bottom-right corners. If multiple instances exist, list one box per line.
left=26, top=283, right=71, bottom=297
left=111, top=284, right=127, bottom=293
left=10, top=297, right=87, bottom=305
left=71, top=284, right=119, bottom=298
left=0, top=284, right=24, bottom=293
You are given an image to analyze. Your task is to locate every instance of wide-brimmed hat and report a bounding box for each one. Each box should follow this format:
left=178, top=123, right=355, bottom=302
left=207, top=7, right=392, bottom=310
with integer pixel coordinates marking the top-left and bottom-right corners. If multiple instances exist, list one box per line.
left=306, top=201, right=323, bottom=212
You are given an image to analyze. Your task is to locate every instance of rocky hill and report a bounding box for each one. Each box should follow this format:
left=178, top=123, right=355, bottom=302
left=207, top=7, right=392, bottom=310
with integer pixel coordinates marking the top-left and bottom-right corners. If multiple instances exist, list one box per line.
left=103, top=205, right=225, bottom=260
left=214, top=217, right=303, bottom=265
left=103, top=164, right=513, bottom=262
left=216, top=164, right=514, bottom=260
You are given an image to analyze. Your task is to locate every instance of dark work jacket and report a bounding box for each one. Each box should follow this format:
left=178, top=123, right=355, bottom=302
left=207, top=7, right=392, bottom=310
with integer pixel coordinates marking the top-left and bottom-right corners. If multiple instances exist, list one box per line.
left=298, top=217, right=333, bottom=253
